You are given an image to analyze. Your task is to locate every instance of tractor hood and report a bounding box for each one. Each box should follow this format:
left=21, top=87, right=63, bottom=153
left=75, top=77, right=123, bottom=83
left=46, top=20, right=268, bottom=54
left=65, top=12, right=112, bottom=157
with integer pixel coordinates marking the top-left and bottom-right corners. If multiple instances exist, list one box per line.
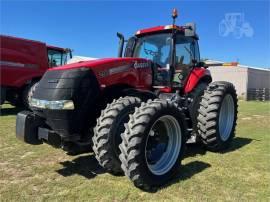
left=49, top=57, right=149, bottom=72
left=46, top=57, right=152, bottom=88
left=36, top=57, right=152, bottom=102
left=35, top=56, right=152, bottom=103
left=31, top=57, right=152, bottom=138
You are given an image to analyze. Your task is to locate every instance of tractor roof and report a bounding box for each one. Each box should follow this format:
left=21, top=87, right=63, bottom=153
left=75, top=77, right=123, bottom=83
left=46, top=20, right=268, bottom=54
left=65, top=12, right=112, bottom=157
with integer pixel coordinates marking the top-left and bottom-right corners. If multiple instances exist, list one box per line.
left=135, top=25, right=184, bottom=36
left=1, top=35, right=69, bottom=52
left=46, top=45, right=70, bottom=52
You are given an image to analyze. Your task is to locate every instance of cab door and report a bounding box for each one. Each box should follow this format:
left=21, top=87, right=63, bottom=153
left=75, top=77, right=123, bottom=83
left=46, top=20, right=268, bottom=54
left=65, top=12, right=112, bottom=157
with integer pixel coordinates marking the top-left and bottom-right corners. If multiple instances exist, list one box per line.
left=173, top=36, right=199, bottom=87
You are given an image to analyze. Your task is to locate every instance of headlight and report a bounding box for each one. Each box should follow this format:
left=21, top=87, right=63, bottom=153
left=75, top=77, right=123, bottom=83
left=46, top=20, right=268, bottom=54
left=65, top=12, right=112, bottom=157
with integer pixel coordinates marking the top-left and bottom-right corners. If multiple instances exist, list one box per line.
left=30, top=98, right=74, bottom=110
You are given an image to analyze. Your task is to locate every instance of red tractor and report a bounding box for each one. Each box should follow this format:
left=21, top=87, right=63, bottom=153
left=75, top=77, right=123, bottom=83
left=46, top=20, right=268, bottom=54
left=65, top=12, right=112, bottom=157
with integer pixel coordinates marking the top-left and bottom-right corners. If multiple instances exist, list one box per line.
left=16, top=9, right=238, bottom=191
left=0, top=35, right=72, bottom=107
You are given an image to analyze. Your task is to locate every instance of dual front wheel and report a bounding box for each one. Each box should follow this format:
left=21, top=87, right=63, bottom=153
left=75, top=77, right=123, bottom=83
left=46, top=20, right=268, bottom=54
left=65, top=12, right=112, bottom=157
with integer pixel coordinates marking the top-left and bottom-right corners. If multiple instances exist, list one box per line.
left=119, top=100, right=187, bottom=190
left=92, top=81, right=238, bottom=190
left=93, top=98, right=186, bottom=190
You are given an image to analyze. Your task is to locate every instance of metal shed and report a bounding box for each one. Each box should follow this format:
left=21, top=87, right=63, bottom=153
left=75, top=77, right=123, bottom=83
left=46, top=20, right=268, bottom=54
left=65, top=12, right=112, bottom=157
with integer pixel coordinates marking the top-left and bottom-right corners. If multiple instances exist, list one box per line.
left=207, top=60, right=270, bottom=100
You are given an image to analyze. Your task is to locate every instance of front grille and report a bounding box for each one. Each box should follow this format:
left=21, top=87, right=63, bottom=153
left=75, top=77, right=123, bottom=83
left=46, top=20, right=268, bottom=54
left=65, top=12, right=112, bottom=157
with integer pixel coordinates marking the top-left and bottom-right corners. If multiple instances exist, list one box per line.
left=32, top=68, right=100, bottom=140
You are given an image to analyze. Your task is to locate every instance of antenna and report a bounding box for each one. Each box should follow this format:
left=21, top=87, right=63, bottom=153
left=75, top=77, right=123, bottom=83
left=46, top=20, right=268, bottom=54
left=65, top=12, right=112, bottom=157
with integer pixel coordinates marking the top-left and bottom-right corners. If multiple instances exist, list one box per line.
left=172, top=8, right=178, bottom=26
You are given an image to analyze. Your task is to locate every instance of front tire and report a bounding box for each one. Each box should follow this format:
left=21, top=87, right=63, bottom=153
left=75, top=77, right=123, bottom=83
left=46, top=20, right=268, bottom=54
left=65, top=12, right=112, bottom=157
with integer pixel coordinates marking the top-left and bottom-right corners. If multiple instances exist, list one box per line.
left=119, top=99, right=187, bottom=190
left=92, top=96, right=141, bottom=175
left=197, top=81, right=238, bottom=151
left=23, top=81, right=39, bottom=109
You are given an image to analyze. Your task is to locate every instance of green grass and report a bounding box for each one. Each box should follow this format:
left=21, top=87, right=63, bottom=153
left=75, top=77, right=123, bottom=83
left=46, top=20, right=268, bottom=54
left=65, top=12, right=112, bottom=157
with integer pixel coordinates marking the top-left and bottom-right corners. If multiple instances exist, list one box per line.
left=0, top=101, right=269, bottom=201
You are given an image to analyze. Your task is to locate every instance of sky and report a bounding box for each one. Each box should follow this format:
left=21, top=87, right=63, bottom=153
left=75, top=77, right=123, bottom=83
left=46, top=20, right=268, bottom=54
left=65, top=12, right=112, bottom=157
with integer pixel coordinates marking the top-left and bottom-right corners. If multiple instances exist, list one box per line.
left=1, top=0, right=270, bottom=68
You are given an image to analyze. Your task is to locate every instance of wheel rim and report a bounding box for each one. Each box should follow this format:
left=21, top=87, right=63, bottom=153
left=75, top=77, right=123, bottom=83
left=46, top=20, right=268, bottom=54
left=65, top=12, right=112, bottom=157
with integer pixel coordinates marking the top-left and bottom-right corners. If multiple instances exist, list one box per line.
left=218, top=94, right=235, bottom=141
left=145, top=115, right=182, bottom=176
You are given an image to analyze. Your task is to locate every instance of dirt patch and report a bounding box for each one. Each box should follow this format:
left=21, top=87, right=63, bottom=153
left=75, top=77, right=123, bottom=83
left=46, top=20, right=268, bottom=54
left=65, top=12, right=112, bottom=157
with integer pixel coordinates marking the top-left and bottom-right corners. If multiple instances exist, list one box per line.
left=241, top=117, right=252, bottom=120
left=252, top=115, right=265, bottom=118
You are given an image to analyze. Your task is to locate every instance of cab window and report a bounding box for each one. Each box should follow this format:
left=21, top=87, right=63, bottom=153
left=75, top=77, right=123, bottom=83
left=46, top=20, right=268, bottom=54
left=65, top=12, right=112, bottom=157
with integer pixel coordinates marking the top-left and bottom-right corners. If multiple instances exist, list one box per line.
left=175, top=36, right=194, bottom=66
left=47, top=49, right=67, bottom=67
left=133, top=33, right=172, bottom=67
left=133, top=33, right=172, bottom=86
left=174, top=36, right=197, bottom=85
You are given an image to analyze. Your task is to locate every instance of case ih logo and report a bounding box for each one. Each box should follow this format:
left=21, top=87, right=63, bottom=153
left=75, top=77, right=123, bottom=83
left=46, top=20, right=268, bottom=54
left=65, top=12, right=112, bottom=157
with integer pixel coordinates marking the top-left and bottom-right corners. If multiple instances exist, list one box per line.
left=134, top=61, right=150, bottom=69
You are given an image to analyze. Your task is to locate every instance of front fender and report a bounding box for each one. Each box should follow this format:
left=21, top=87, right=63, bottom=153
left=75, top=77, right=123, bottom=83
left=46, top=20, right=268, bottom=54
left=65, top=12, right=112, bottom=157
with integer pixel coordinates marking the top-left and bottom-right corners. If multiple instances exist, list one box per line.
left=184, top=68, right=211, bottom=94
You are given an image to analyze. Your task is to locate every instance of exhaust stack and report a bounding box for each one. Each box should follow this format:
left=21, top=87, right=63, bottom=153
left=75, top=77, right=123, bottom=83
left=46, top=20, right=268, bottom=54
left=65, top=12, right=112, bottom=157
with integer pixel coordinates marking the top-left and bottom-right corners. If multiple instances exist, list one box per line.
left=117, top=32, right=125, bottom=57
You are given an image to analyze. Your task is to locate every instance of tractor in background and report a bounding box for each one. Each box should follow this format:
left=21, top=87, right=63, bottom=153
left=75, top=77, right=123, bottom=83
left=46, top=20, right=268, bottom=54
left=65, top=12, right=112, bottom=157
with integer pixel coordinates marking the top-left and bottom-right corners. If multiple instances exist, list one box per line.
left=0, top=35, right=72, bottom=107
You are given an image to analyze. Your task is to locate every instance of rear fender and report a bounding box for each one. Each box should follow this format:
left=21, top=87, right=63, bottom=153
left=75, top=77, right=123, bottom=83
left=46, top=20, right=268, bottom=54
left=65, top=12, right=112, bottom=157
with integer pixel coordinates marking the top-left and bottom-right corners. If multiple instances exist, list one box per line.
left=184, top=68, right=211, bottom=94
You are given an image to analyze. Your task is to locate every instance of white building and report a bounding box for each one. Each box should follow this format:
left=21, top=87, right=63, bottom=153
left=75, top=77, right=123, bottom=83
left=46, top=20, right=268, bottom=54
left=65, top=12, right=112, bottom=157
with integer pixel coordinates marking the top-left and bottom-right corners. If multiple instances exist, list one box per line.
left=206, top=60, right=270, bottom=100
left=67, top=56, right=97, bottom=64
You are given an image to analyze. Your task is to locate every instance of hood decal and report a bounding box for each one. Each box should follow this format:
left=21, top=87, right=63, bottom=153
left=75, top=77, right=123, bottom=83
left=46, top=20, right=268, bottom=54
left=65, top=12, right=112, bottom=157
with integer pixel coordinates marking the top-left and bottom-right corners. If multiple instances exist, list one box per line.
left=98, top=64, right=131, bottom=78
left=109, top=64, right=131, bottom=75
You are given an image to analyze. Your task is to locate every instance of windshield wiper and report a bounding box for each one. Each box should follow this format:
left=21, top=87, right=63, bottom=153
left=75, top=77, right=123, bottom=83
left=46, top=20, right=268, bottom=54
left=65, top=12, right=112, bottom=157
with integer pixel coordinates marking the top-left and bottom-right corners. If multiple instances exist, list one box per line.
left=184, top=46, right=194, bottom=59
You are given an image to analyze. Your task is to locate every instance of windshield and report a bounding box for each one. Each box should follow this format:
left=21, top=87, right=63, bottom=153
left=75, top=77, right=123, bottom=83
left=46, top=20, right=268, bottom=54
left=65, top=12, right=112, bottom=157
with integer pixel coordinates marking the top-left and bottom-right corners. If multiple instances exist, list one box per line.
left=47, top=49, right=68, bottom=67
left=175, top=35, right=197, bottom=67
left=132, top=33, right=198, bottom=87
left=133, top=33, right=172, bottom=67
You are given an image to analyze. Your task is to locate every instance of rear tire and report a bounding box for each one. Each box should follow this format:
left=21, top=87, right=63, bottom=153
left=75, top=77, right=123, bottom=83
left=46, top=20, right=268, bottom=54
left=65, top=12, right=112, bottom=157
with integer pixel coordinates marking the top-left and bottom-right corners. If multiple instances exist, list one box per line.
left=8, top=91, right=24, bottom=107
left=119, top=99, right=187, bottom=191
left=92, top=96, right=141, bottom=175
left=197, top=81, right=238, bottom=151
left=188, top=82, right=208, bottom=135
left=0, top=87, right=6, bottom=105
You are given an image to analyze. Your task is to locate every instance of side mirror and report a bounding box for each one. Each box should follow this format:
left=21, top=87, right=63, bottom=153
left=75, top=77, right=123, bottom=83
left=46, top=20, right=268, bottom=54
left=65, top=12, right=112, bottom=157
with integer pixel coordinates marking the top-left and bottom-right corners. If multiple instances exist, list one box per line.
left=69, top=49, right=73, bottom=59
left=192, top=59, right=198, bottom=64
left=197, top=61, right=208, bottom=68
left=185, top=22, right=196, bottom=37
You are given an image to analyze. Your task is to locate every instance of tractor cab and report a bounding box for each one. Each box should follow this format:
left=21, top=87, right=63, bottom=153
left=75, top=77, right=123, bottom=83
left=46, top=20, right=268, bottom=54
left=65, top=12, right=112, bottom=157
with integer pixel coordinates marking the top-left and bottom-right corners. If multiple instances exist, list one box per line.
left=47, top=46, right=72, bottom=67
left=118, top=9, right=200, bottom=92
